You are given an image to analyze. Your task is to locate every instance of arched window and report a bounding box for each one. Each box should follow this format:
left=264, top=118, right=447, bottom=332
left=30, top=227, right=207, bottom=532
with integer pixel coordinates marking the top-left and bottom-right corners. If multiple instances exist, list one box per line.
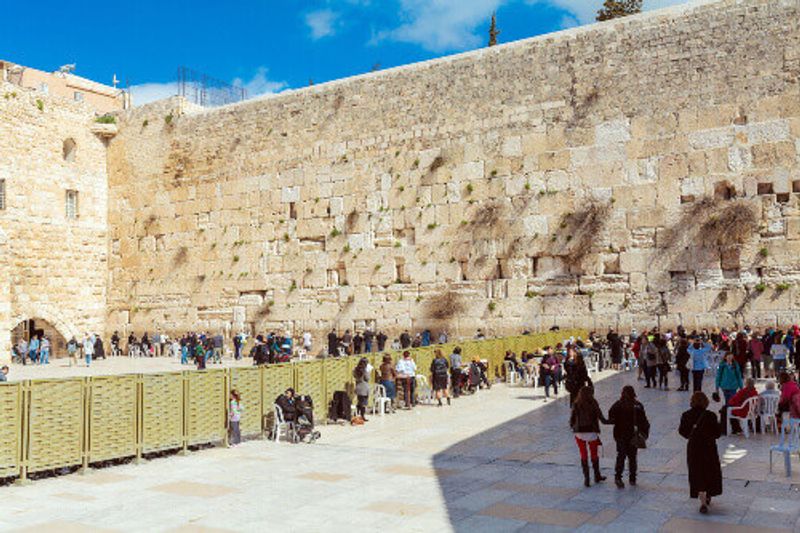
left=62, top=138, right=77, bottom=162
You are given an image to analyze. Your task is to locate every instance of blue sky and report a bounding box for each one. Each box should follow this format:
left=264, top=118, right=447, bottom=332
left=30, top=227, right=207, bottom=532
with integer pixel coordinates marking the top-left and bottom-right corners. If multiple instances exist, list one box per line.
left=0, top=0, right=686, bottom=105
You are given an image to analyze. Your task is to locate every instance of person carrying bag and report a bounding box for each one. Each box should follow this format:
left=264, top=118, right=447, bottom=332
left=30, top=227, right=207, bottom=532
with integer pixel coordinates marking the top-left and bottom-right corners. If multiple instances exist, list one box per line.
left=608, top=385, right=650, bottom=488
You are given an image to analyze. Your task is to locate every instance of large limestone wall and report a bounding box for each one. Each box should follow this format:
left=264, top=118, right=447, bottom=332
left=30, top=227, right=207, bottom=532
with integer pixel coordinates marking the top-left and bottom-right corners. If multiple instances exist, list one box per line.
left=0, top=82, right=109, bottom=358
left=107, top=0, right=800, bottom=340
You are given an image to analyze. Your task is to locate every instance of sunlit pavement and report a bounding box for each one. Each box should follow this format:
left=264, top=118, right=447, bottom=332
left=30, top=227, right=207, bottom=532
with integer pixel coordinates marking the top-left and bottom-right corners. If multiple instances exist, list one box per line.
left=2, top=368, right=798, bottom=532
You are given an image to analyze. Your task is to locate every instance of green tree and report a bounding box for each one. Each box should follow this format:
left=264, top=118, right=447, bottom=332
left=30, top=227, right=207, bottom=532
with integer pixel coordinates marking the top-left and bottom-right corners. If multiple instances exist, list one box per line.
left=596, top=0, right=643, bottom=21
left=488, top=12, right=500, bottom=46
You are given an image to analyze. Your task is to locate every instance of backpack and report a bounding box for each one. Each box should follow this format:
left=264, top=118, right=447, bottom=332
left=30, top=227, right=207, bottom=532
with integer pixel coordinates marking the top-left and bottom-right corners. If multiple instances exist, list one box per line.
left=432, top=358, right=448, bottom=377
left=328, top=391, right=352, bottom=422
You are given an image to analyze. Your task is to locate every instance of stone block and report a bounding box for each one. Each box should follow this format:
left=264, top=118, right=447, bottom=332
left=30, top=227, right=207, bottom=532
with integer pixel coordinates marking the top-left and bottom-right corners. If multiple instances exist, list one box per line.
left=595, top=119, right=631, bottom=145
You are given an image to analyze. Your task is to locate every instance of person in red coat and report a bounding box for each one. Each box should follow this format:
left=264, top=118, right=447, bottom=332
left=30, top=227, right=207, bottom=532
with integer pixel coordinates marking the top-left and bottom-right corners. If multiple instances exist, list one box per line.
left=727, top=378, right=758, bottom=434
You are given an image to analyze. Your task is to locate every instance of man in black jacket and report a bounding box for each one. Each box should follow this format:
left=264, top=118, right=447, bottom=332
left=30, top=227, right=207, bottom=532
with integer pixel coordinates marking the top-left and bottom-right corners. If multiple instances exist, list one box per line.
left=607, top=385, right=650, bottom=488
left=327, top=329, right=338, bottom=357
left=399, top=330, right=411, bottom=349
left=276, top=388, right=298, bottom=422
left=376, top=331, right=388, bottom=351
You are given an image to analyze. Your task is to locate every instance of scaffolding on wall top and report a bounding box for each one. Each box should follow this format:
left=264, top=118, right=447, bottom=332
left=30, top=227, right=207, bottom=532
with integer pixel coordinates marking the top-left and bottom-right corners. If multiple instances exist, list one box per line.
left=177, top=66, right=247, bottom=107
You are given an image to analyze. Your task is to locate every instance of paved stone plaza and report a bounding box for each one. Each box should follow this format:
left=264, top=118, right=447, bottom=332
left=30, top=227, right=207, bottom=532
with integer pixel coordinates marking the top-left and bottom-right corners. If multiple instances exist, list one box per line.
left=3, top=356, right=255, bottom=383
left=2, top=369, right=798, bottom=532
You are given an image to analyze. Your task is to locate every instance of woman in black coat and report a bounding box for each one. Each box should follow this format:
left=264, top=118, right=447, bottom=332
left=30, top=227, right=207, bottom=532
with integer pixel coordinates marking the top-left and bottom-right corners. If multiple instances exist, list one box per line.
left=564, top=350, right=592, bottom=406
left=607, top=385, right=649, bottom=488
left=678, top=392, right=722, bottom=514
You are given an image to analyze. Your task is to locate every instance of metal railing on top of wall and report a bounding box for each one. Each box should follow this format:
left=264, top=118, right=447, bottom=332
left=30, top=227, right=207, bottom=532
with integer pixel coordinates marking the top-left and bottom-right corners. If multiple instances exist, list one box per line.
left=0, top=330, right=585, bottom=484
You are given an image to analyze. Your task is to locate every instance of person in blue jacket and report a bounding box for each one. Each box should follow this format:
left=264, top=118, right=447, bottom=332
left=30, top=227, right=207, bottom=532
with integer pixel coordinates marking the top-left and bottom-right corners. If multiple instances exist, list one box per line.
left=715, top=352, right=743, bottom=404
left=687, top=337, right=712, bottom=392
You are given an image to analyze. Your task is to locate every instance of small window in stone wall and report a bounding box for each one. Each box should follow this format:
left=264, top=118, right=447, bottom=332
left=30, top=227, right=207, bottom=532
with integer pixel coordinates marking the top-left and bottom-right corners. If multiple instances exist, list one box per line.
left=395, top=258, right=409, bottom=284
left=757, top=182, right=774, bottom=195
left=680, top=195, right=695, bottom=204
left=289, top=202, right=297, bottom=220
left=63, top=138, right=76, bottom=162
left=0, top=179, right=5, bottom=210
left=65, top=189, right=79, bottom=219
left=777, top=193, right=791, bottom=203
left=73, top=91, right=83, bottom=102
left=793, top=180, right=800, bottom=193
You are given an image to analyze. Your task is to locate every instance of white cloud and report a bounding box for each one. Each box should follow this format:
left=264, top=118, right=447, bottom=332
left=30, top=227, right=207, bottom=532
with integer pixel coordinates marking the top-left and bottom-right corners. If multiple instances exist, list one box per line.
left=305, top=9, right=340, bottom=40
left=129, top=82, right=178, bottom=107
left=533, top=0, right=688, bottom=26
left=232, top=67, right=287, bottom=97
left=129, top=68, right=285, bottom=107
left=378, top=0, right=506, bottom=52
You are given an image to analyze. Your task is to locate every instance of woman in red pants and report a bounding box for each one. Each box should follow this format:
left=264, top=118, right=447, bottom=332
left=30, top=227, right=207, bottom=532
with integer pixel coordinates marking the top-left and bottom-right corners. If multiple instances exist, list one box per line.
left=570, top=385, right=610, bottom=487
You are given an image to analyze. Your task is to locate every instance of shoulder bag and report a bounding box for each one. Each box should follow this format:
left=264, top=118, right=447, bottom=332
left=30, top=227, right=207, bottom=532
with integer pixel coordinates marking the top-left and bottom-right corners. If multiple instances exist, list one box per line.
left=630, top=405, right=647, bottom=449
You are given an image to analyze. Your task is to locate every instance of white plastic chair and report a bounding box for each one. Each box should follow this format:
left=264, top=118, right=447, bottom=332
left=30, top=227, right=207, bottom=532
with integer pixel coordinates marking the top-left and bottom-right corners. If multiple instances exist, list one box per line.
left=727, top=396, right=760, bottom=438
left=272, top=404, right=296, bottom=443
left=415, top=374, right=433, bottom=405
left=372, top=384, right=391, bottom=416
left=759, top=395, right=780, bottom=435
left=524, top=364, right=537, bottom=387
left=769, top=417, right=800, bottom=477
left=504, top=361, right=519, bottom=385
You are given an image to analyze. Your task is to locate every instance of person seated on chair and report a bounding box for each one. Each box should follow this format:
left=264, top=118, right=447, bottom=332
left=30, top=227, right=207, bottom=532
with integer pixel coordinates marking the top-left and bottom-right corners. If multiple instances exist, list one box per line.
left=725, top=378, right=759, bottom=435
left=760, top=379, right=780, bottom=403
left=777, top=372, right=800, bottom=423
left=275, top=388, right=298, bottom=423
left=504, top=351, right=521, bottom=380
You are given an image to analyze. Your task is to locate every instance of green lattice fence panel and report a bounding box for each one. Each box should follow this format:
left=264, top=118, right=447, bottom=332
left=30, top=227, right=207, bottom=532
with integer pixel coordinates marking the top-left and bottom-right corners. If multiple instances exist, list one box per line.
left=0, top=384, right=21, bottom=477
left=88, top=375, right=137, bottom=463
left=27, top=379, right=84, bottom=473
left=326, top=357, right=352, bottom=411
left=141, top=372, right=184, bottom=453
left=294, top=361, right=325, bottom=420
left=230, top=367, right=262, bottom=438
left=186, top=370, right=226, bottom=446
left=412, top=348, right=434, bottom=379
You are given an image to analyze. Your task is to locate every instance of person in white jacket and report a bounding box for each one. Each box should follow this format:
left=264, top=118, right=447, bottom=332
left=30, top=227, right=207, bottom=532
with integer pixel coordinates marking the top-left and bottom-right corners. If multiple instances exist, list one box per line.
left=83, top=334, right=95, bottom=367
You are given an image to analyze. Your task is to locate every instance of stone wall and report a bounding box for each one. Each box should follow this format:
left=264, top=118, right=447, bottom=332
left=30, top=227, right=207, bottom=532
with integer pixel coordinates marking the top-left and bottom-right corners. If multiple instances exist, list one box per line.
left=107, top=0, right=800, bottom=341
left=0, top=82, right=109, bottom=359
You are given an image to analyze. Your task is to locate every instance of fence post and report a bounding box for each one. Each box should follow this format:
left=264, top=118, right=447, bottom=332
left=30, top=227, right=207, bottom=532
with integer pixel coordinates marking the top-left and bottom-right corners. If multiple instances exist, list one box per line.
left=180, top=372, right=189, bottom=456
left=15, top=380, right=30, bottom=485
left=80, top=377, right=90, bottom=474
left=135, top=374, right=143, bottom=464
left=223, top=369, right=230, bottom=448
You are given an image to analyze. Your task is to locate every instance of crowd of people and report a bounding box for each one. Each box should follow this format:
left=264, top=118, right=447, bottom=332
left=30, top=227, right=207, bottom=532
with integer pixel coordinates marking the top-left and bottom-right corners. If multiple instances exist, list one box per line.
left=8, top=320, right=800, bottom=517
left=560, top=326, right=800, bottom=515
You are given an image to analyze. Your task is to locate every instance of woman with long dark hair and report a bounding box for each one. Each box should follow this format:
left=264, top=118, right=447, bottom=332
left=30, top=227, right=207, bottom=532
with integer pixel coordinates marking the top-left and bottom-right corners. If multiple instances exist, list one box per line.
left=679, top=392, right=722, bottom=514
left=564, top=348, right=592, bottom=406
left=607, top=385, right=650, bottom=488
left=569, top=385, right=609, bottom=487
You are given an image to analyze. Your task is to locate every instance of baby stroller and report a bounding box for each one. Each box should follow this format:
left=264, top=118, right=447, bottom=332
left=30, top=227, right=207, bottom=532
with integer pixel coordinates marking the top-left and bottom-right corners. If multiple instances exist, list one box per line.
left=295, top=395, right=321, bottom=443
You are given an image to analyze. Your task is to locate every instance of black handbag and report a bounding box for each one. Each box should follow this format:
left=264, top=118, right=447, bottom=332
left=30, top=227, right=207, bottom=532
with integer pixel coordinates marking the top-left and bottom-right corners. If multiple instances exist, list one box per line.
left=630, top=405, right=647, bottom=449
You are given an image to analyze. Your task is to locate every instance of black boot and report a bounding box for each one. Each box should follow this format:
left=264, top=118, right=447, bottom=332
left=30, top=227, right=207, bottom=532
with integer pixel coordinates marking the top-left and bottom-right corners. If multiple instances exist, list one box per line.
left=581, top=460, right=590, bottom=487
left=615, top=476, right=625, bottom=488
left=592, top=459, right=606, bottom=483
left=629, top=474, right=637, bottom=486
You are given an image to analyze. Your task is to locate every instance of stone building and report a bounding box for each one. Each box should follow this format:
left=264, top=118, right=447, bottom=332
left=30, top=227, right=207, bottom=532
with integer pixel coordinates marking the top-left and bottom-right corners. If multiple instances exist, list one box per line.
left=3, top=0, right=800, bottom=361
left=0, top=80, right=112, bottom=359
left=0, top=60, right=128, bottom=113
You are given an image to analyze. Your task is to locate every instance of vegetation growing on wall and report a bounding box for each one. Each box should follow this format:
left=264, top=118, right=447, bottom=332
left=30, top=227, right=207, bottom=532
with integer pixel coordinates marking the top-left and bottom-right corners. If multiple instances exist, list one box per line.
left=550, top=202, right=611, bottom=269
left=425, top=290, right=466, bottom=320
